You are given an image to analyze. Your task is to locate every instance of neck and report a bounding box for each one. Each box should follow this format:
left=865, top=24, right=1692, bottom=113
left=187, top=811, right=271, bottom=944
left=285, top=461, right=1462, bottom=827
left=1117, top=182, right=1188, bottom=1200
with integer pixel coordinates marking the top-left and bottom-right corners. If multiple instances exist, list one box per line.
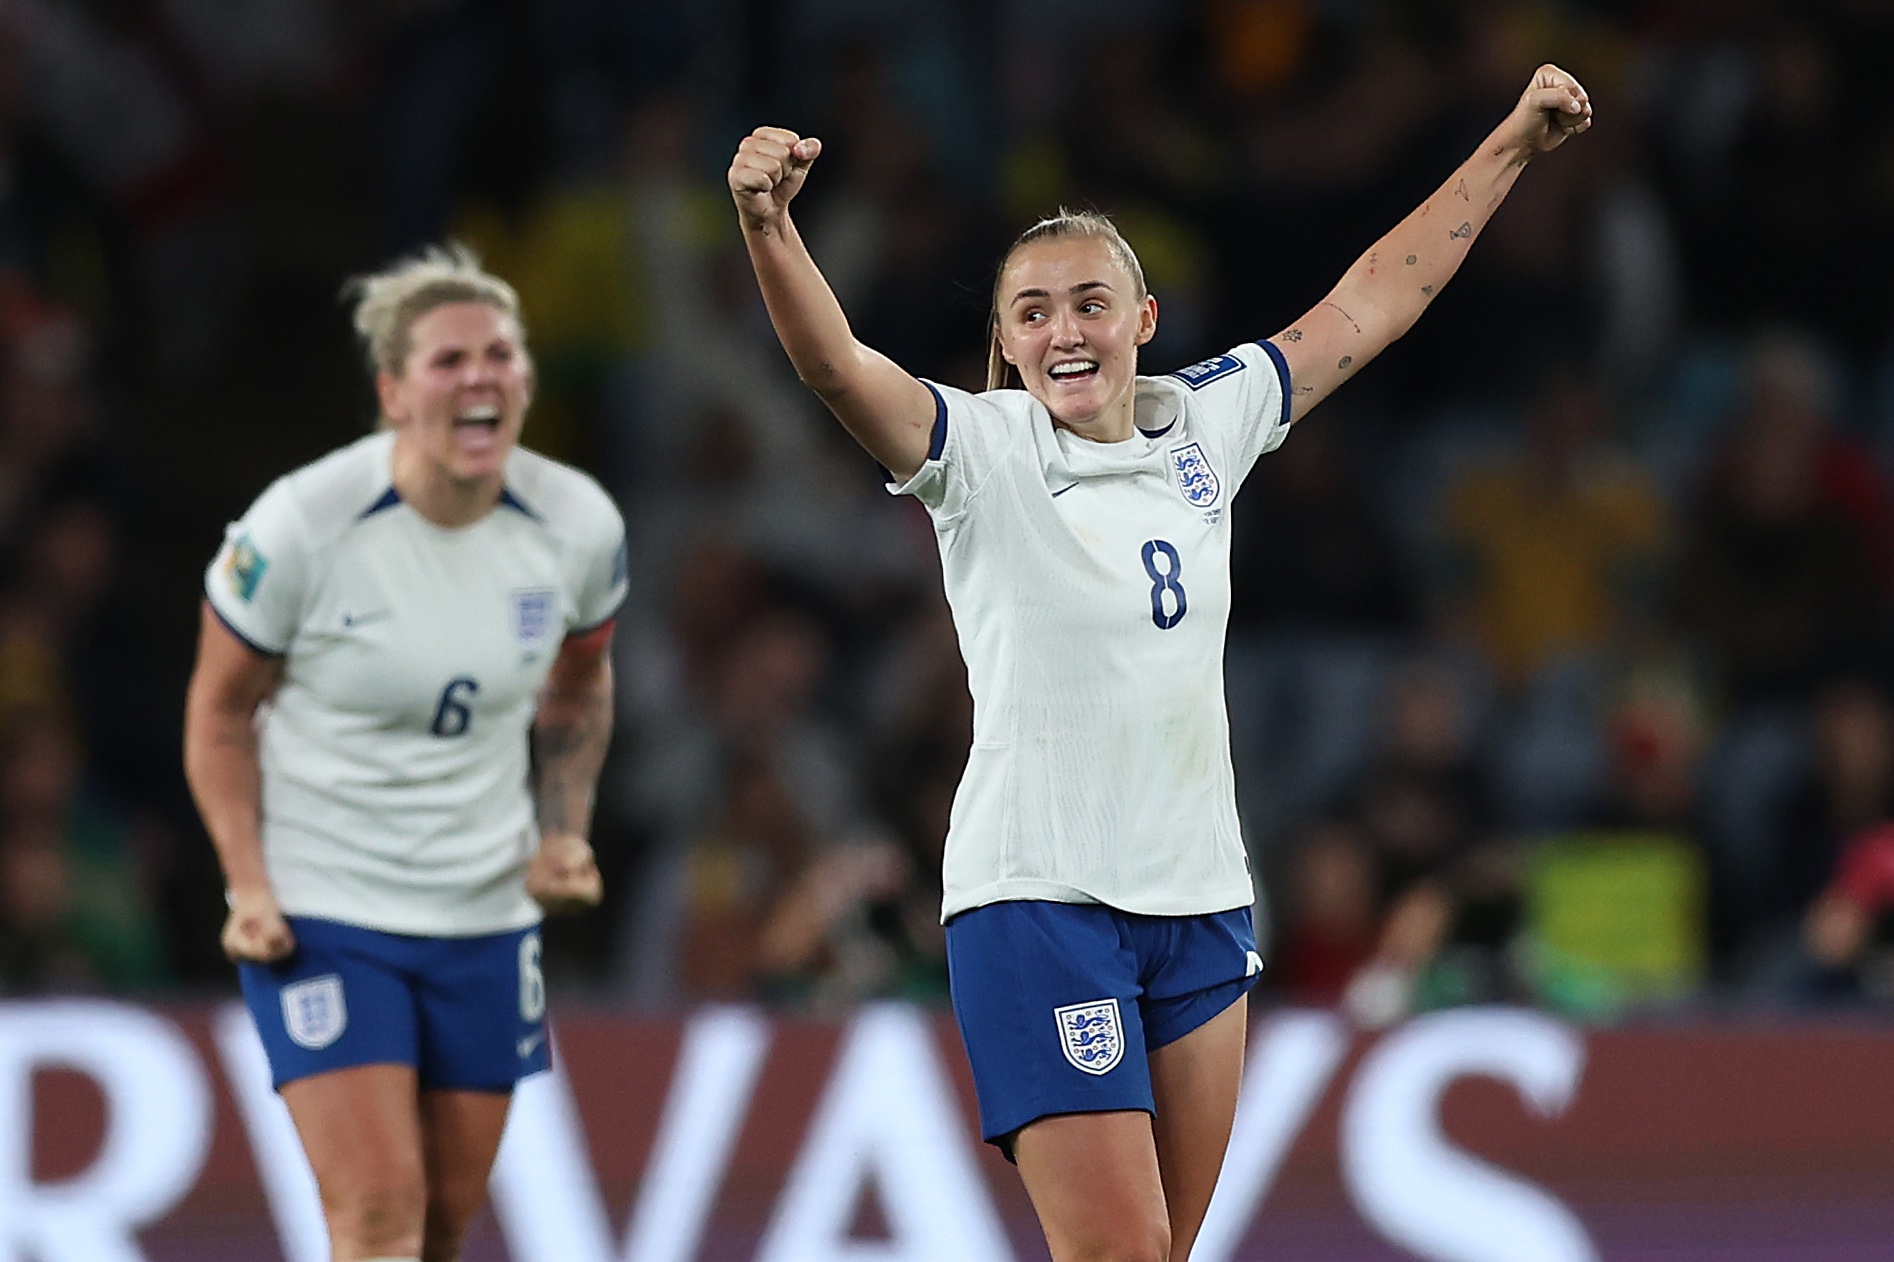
left=390, top=435, right=502, bottom=528
left=1052, top=391, right=1138, bottom=444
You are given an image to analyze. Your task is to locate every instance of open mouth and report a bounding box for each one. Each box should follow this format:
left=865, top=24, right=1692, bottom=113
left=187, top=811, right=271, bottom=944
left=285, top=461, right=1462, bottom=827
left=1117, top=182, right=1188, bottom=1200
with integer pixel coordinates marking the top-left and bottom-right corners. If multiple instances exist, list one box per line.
left=451, top=403, right=504, bottom=453
left=1047, top=360, right=1100, bottom=385
left=453, top=403, right=502, bottom=431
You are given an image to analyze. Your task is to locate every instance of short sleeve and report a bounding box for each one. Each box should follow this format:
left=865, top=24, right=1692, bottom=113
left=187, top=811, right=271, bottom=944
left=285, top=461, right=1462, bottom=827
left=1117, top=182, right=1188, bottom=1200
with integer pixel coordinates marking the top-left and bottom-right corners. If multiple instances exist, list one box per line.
left=1167, top=341, right=1293, bottom=483
left=570, top=495, right=629, bottom=633
left=203, top=477, right=311, bottom=656
left=885, top=381, right=1032, bottom=522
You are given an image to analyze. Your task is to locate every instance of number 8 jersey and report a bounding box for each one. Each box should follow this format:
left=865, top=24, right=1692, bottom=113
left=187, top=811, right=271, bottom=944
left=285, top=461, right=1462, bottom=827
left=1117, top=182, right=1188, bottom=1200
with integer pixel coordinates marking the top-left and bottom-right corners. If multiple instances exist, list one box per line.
left=204, top=430, right=628, bottom=937
left=892, top=342, right=1292, bottom=921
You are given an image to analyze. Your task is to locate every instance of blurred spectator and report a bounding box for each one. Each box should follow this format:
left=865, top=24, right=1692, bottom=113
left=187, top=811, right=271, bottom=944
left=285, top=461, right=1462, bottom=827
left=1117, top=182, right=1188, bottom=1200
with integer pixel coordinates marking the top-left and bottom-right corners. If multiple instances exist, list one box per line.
left=1671, top=341, right=1882, bottom=708
left=1226, top=410, right=1417, bottom=840
left=1441, top=365, right=1669, bottom=689
left=1802, top=823, right=1894, bottom=1003
left=1746, top=681, right=1894, bottom=979
left=1274, top=658, right=1517, bottom=1024
left=0, top=710, right=168, bottom=992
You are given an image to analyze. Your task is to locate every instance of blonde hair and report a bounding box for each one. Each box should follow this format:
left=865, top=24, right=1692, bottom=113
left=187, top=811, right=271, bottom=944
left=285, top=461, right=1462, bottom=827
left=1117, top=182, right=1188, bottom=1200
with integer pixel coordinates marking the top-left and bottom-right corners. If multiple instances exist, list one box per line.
left=985, top=210, right=1148, bottom=392
left=342, top=243, right=523, bottom=378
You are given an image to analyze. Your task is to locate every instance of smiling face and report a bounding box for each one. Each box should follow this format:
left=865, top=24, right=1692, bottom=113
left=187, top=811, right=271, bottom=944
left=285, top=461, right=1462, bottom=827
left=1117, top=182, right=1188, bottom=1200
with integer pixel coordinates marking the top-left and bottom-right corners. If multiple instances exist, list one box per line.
left=994, top=234, right=1157, bottom=440
left=378, top=300, right=532, bottom=489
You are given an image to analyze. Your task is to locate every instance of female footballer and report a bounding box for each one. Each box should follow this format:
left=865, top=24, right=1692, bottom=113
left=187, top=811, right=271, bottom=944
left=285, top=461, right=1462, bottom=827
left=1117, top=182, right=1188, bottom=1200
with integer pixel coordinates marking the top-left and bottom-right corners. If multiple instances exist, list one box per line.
left=184, top=246, right=624, bottom=1262
left=728, top=64, right=1590, bottom=1262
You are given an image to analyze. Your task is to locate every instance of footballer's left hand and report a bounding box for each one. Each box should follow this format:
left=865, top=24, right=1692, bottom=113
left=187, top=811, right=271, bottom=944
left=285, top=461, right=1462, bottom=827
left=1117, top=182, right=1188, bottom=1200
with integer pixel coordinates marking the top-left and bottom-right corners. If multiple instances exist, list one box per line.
left=1508, top=63, right=1592, bottom=156
left=527, top=830, right=603, bottom=914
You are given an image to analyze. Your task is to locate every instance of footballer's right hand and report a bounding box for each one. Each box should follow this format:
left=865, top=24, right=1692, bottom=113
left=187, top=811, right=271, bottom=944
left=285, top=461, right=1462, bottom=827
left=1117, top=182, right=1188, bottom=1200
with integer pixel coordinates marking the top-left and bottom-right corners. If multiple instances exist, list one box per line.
left=222, top=886, right=295, bottom=963
left=729, top=127, right=822, bottom=231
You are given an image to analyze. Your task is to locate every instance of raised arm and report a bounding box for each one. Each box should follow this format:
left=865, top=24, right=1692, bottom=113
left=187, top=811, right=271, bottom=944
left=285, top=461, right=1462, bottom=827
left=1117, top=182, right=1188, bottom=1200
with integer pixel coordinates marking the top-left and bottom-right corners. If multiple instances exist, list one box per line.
left=1270, top=64, right=1593, bottom=423
left=729, top=127, right=938, bottom=480
left=183, top=603, right=293, bottom=962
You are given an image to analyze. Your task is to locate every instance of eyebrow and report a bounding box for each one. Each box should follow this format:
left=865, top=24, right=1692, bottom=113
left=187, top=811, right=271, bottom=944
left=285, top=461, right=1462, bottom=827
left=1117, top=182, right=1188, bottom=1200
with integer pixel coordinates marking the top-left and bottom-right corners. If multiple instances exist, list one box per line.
left=1009, top=280, right=1115, bottom=307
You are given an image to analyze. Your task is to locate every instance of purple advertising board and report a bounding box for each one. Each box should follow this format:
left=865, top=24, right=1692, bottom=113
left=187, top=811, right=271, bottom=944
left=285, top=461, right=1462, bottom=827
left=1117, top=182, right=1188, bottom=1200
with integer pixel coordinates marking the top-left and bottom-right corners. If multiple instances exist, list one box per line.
left=8, top=1000, right=1894, bottom=1260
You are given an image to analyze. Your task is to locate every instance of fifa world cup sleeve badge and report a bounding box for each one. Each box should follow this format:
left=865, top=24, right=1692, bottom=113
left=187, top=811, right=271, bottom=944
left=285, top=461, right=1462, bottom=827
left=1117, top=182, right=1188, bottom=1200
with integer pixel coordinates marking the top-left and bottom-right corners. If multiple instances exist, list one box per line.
left=223, top=533, right=270, bottom=603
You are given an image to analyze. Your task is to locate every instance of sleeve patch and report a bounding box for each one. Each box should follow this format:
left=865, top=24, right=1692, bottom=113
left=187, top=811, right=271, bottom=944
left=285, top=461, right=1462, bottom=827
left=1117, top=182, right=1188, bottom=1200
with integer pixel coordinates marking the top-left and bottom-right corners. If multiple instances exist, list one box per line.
left=222, top=534, right=270, bottom=602
left=1169, top=353, right=1245, bottom=390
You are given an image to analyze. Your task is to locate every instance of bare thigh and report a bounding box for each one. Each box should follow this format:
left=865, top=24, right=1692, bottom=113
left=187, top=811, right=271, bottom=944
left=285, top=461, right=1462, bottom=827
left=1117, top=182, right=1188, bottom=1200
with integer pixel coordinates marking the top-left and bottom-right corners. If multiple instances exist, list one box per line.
left=418, top=1088, right=514, bottom=1262
left=1014, top=1109, right=1171, bottom=1262
left=1149, top=995, right=1249, bottom=1262
left=281, top=1064, right=426, bottom=1261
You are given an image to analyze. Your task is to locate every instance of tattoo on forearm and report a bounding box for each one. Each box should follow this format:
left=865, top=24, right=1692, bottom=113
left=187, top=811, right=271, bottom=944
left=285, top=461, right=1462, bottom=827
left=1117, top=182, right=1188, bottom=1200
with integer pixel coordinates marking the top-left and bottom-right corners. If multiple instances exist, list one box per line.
left=1282, top=328, right=1304, bottom=342
left=1294, top=385, right=1314, bottom=396
left=1406, top=254, right=1417, bottom=265
left=533, top=689, right=612, bottom=835
left=1421, top=284, right=1436, bottom=296
left=1450, top=221, right=1472, bottom=240
left=1337, top=356, right=1353, bottom=371
left=1320, top=301, right=1362, bottom=333
left=1455, top=178, right=1469, bottom=200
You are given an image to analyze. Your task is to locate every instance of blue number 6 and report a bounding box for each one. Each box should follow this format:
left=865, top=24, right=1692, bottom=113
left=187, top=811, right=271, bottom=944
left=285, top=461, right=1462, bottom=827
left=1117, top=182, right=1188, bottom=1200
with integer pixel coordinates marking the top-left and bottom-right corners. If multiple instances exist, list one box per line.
left=1142, top=540, right=1187, bottom=629
left=430, top=676, right=480, bottom=737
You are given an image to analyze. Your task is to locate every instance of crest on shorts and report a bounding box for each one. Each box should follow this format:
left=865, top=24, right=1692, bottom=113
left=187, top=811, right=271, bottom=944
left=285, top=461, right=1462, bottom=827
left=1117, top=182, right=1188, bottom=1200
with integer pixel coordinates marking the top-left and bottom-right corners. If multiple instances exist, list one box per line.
left=1171, top=442, right=1221, bottom=508
left=1053, top=998, right=1125, bottom=1076
left=512, top=588, right=556, bottom=645
left=281, top=974, right=347, bottom=1050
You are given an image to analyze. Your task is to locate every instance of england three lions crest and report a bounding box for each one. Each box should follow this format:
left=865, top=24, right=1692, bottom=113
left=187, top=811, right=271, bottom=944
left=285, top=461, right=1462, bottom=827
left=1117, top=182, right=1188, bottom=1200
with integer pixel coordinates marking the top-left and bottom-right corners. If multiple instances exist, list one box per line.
left=281, top=974, right=347, bottom=1050
left=1171, top=442, right=1221, bottom=508
left=512, top=588, right=556, bottom=646
left=1054, top=998, right=1125, bottom=1075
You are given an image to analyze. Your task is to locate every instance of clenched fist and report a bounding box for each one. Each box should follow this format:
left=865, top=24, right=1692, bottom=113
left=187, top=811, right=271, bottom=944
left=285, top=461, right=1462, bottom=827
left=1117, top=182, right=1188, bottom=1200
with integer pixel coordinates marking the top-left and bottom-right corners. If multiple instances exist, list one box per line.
left=526, top=830, right=603, bottom=915
left=1507, top=63, right=1593, bottom=157
left=729, top=127, right=823, bottom=231
left=223, top=885, right=295, bottom=963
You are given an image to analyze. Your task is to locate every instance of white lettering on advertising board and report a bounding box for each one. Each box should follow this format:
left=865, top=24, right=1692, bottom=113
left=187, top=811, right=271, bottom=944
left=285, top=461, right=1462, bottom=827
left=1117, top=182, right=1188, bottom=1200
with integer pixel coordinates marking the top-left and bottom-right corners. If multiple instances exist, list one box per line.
left=0, top=1001, right=1598, bottom=1262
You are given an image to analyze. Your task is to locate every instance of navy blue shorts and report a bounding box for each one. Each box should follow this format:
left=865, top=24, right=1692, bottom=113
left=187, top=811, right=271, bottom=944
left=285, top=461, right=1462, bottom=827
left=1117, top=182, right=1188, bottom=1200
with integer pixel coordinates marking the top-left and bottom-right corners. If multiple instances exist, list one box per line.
left=239, top=916, right=551, bottom=1092
left=945, top=901, right=1261, bottom=1153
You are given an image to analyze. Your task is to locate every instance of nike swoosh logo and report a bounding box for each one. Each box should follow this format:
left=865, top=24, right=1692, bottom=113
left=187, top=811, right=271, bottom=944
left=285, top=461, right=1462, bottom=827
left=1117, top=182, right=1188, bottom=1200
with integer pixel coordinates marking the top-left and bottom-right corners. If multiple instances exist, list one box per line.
left=517, top=1030, right=545, bottom=1058
left=341, top=610, right=392, bottom=628
left=1245, top=950, right=1266, bottom=978
left=1050, top=483, right=1079, bottom=498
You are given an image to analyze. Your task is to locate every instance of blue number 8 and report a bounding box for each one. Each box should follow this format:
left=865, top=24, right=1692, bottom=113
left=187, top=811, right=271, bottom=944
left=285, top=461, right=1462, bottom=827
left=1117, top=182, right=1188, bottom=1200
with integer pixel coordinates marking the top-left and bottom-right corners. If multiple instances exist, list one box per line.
left=430, top=676, right=480, bottom=737
left=1142, top=540, right=1187, bottom=629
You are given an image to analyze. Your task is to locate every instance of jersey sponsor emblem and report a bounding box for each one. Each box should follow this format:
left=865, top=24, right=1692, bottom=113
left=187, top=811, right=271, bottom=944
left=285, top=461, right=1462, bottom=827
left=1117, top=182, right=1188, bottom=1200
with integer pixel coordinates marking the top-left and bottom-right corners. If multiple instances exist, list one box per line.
left=512, top=588, right=556, bottom=645
left=1054, top=998, right=1125, bottom=1075
left=281, top=974, right=347, bottom=1050
left=1170, top=442, right=1222, bottom=507
left=223, top=534, right=269, bottom=603
left=1170, top=353, right=1245, bottom=389
left=1246, top=949, right=1266, bottom=978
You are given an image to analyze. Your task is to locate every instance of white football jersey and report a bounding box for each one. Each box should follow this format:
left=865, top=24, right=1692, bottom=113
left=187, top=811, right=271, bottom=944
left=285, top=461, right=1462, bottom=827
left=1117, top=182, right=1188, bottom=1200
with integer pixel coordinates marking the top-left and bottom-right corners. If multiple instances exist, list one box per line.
left=204, top=430, right=628, bottom=936
left=892, top=341, right=1292, bottom=920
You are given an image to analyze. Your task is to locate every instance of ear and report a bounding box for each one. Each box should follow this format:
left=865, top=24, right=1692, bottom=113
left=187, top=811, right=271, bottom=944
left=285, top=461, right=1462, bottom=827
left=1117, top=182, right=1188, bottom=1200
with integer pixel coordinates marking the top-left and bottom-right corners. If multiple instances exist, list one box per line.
left=995, top=328, right=1016, bottom=366
left=1134, top=294, right=1159, bottom=348
left=375, top=371, right=405, bottom=423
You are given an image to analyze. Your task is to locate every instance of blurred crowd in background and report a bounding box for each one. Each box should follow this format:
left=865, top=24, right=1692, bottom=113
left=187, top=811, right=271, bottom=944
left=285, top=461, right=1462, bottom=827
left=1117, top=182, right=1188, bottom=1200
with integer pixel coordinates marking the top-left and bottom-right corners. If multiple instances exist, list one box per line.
left=4, top=0, right=1894, bottom=1027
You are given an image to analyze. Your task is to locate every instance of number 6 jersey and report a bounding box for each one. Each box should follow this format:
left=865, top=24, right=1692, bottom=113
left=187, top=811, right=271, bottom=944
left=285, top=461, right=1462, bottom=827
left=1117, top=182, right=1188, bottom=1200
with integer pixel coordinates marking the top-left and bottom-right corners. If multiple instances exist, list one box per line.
left=204, top=430, right=627, bottom=936
left=892, top=342, right=1292, bottom=921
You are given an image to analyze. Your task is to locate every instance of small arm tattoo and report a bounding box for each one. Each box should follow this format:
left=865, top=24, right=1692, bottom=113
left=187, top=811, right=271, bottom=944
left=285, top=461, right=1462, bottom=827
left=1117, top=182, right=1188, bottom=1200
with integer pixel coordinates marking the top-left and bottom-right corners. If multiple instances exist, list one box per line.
left=1455, top=178, right=1469, bottom=200
left=1450, top=221, right=1472, bottom=240
left=1294, top=385, right=1314, bottom=396
left=1337, top=356, right=1353, bottom=370
left=1421, top=284, right=1436, bottom=296
left=1282, top=328, right=1304, bottom=342
left=1405, top=254, right=1417, bottom=265
left=1320, top=301, right=1363, bottom=333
